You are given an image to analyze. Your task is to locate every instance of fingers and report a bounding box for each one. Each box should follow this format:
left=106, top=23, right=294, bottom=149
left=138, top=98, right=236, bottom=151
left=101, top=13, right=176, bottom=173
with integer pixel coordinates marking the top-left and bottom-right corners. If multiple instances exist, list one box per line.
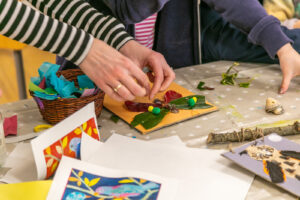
left=100, top=83, right=125, bottom=102
left=279, top=73, right=293, bottom=94
left=149, top=58, right=164, bottom=99
left=120, top=75, right=147, bottom=97
left=127, top=66, right=150, bottom=96
left=160, top=61, right=175, bottom=92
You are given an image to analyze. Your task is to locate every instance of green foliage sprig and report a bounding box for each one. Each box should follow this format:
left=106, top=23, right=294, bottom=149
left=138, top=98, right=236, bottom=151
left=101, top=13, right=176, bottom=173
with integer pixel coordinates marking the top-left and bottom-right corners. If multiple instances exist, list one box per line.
left=220, top=62, right=252, bottom=88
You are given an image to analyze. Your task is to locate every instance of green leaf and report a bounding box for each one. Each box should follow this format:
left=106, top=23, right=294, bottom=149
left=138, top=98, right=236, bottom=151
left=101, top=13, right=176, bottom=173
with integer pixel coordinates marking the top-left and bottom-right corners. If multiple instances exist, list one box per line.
left=220, top=73, right=237, bottom=85
left=169, top=95, right=212, bottom=110
left=239, top=82, right=250, bottom=88
left=175, top=103, right=213, bottom=110
left=197, top=81, right=205, bottom=90
left=131, top=109, right=169, bottom=130
left=169, top=95, right=205, bottom=105
left=130, top=112, right=153, bottom=127
left=110, top=114, right=120, bottom=123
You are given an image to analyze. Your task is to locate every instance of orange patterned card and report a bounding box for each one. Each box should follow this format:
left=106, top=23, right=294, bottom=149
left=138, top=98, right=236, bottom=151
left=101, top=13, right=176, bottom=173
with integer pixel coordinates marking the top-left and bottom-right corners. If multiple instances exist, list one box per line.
left=31, top=103, right=100, bottom=179
left=104, top=82, right=218, bottom=134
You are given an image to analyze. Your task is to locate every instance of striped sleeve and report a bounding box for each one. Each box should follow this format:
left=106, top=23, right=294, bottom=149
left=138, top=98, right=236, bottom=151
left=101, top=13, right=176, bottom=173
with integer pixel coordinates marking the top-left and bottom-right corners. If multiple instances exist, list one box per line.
left=0, top=0, right=93, bottom=65
left=28, top=0, right=134, bottom=50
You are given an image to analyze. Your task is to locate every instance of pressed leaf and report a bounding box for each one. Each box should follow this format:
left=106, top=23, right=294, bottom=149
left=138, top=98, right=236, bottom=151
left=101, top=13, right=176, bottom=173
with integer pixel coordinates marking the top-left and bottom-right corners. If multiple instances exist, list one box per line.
left=164, top=90, right=182, bottom=103
left=78, top=171, right=83, bottom=177
left=68, top=177, right=78, bottom=182
left=125, top=101, right=161, bottom=112
left=169, top=95, right=205, bottom=105
left=175, top=103, right=213, bottom=110
left=45, top=147, right=51, bottom=155
left=82, top=122, right=87, bottom=131
left=130, top=109, right=169, bottom=130
left=119, top=179, right=135, bottom=183
left=130, top=112, right=153, bottom=127
left=55, top=145, right=63, bottom=155
left=84, top=177, right=90, bottom=185
left=169, top=95, right=212, bottom=110
left=62, top=136, right=68, bottom=149
left=89, top=178, right=100, bottom=186
left=110, top=114, right=120, bottom=123
left=74, top=128, right=82, bottom=135
left=46, top=158, right=54, bottom=167
left=51, top=161, right=58, bottom=173
left=141, top=109, right=169, bottom=130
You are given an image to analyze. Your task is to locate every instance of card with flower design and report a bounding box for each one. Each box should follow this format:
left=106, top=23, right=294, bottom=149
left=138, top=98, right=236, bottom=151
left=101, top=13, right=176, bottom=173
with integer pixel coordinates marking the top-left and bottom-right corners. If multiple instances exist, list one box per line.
left=47, top=156, right=178, bottom=200
left=31, top=102, right=100, bottom=179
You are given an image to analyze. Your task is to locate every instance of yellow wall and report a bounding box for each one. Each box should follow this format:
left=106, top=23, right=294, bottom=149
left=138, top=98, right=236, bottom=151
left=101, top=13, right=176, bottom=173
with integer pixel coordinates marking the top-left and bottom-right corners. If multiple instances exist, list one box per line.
left=0, top=39, right=55, bottom=104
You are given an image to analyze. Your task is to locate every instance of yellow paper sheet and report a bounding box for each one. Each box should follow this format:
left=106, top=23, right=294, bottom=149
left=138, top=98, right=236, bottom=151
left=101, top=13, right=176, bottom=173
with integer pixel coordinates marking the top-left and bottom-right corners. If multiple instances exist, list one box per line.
left=0, top=180, right=52, bottom=200
left=104, top=82, right=218, bottom=134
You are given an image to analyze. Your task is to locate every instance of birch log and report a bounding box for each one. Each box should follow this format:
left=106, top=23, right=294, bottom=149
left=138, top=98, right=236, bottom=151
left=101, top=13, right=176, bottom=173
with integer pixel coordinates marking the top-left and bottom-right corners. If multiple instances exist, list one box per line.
left=206, top=121, right=300, bottom=145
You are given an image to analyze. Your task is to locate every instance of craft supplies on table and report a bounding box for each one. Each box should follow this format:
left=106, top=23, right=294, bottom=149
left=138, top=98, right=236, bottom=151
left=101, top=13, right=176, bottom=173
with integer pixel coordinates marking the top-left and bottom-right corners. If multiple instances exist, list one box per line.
left=29, top=62, right=104, bottom=124
left=0, top=180, right=52, bottom=200
left=223, top=133, right=300, bottom=197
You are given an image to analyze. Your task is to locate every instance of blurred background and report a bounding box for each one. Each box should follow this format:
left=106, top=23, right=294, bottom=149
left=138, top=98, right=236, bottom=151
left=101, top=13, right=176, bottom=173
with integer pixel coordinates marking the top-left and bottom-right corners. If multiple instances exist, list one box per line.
left=0, top=35, right=55, bottom=104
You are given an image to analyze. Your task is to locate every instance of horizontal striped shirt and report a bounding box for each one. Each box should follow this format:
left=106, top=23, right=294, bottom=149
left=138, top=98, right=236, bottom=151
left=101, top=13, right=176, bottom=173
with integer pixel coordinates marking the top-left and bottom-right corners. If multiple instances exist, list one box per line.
left=0, top=0, right=133, bottom=65
left=135, top=13, right=157, bottom=49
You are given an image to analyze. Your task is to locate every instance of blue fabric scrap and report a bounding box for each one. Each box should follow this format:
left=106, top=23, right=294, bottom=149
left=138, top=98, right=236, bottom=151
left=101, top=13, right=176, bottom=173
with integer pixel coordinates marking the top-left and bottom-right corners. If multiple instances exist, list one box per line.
left=77, top=75, right=94, bottom=89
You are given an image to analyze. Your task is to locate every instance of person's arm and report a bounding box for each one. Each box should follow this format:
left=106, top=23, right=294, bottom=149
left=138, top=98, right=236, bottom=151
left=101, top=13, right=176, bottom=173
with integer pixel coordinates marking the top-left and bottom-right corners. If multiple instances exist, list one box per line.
left=0, top=0, right=92, bottom=65
left=0, top=0, right=153, bottom=101
left=27, top=0, right=133, bottom=50
left=203, top=0, right=292, bottom=59
left=27, top=0, right=175, bottom=98
left=102, top=0, right=170, bottom=24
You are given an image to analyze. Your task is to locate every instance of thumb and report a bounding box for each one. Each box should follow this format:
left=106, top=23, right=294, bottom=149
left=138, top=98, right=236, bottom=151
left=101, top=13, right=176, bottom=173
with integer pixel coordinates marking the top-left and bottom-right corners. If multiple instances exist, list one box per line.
left=280, top=73, right=292, bottom=94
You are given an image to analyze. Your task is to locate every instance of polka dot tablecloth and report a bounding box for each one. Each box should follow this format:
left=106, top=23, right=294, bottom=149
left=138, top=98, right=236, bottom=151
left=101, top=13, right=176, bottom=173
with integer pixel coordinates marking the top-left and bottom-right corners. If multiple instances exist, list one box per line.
left=1, top=61, right=300, bottom=200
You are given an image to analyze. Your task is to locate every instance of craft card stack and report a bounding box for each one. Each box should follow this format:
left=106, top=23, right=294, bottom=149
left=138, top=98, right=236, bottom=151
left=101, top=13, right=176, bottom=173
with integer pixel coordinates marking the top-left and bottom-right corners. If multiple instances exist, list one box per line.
left=1, top=102, right=254, bottom=200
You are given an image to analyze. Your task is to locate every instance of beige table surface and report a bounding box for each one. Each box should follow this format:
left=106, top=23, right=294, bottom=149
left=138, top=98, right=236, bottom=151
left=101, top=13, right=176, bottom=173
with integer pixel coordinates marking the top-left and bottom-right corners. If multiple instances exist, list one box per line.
left=1, top=61, right=300, bottom=199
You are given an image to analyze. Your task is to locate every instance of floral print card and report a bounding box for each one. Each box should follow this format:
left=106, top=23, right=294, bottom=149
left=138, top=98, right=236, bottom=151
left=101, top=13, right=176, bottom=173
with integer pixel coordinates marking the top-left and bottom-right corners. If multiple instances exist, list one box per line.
left=223, top=133, right=300, bottom=197
left=31, top=102, right=101, bottom=179
left=47, top=156, right=178, bottom=200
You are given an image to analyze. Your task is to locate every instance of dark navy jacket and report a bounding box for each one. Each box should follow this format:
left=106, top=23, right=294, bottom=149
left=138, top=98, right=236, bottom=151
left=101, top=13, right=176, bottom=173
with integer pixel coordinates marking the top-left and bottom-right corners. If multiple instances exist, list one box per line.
left=87, top=0, right=291, bottom=69
left=59, top=0, right=291, bottom=69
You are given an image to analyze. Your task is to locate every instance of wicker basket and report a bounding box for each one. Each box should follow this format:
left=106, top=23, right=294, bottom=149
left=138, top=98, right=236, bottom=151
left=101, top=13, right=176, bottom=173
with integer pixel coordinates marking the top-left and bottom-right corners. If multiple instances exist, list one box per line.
left=30, top=69, right=105, bottom=125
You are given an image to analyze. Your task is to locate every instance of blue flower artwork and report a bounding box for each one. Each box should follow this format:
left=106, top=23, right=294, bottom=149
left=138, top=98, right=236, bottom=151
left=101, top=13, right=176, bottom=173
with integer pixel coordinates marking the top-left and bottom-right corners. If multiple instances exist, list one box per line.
left=61, top=168, right=162, bottom=200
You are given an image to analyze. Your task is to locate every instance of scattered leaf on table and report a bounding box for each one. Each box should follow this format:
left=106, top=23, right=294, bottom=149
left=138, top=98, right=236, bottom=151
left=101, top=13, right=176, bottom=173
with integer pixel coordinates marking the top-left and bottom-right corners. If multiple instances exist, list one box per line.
left=197, top=81, right=215, bottom=91
left=110, top=114, right=120, bottom=123
left=197, top=81, right=205, bottom=90
left=239, top=82, right=250, bottom=88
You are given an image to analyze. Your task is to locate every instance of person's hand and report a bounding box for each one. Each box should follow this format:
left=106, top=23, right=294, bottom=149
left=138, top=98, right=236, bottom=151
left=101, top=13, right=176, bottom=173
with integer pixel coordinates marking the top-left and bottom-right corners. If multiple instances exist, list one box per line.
left=119, top=40, right=175, bottom=99
left=79, top=39, right=150, bottom=101
left=0, top=89, right=2, bottom=97
left=277, top=43, right=300, bottom=94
